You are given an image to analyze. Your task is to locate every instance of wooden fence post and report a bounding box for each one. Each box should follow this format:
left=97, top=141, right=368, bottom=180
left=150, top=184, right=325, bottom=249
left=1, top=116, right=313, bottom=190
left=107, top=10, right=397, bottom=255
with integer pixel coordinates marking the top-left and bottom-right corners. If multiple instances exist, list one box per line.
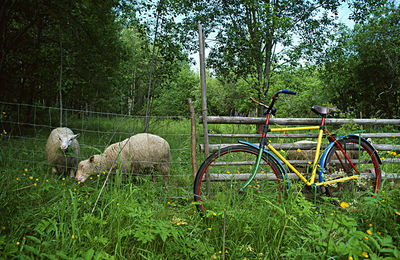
left=198, top=23, right=210, bottom=192
left=188, top=98, right=198, bottom=181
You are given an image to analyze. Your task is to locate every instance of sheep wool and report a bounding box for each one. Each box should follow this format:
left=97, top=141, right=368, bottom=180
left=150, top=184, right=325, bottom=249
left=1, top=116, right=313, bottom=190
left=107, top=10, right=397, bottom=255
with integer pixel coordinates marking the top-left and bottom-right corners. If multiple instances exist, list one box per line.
left=75, top=133, right=170, bottom=185
left=45, top=127, right=80, bottom=178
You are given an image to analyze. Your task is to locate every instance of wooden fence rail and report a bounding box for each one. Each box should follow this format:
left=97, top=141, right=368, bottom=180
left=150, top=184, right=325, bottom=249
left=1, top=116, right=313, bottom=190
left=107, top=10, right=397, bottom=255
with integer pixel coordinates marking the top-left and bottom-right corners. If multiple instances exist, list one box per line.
left=200, top=116, right=400, bottom=126
left=199, top=117, right=400, bottom=151
left=194, top=116, right=400, bottom=181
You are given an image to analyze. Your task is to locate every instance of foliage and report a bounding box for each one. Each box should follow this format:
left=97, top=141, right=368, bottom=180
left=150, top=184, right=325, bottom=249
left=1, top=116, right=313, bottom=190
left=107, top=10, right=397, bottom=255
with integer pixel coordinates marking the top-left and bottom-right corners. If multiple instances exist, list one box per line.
left=0, top=0, right=124, bottom=111
left=164, top=0, right=346, bottom=108
left=0, top=116, right=399, bottom=259
left=151, top=64, right=199, bottom=116
left=321, top=2, right=400, bottom=118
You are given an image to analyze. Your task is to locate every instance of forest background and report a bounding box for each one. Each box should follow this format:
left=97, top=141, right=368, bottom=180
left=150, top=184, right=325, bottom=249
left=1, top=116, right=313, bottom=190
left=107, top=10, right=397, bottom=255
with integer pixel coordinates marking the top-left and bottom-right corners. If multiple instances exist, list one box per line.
left=1, top=0, right=399, bottom=119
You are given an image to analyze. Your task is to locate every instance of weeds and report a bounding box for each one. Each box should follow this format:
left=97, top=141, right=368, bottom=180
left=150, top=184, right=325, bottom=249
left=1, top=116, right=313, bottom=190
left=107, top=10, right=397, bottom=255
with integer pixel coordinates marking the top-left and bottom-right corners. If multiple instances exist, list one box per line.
left=0, top=118, right=399, bottom=259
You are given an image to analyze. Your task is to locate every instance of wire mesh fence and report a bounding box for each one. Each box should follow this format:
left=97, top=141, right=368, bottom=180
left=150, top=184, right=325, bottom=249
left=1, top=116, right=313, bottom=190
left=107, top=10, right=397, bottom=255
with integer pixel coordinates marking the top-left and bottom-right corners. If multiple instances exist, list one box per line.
left=0, top=101, right=197, bottom=199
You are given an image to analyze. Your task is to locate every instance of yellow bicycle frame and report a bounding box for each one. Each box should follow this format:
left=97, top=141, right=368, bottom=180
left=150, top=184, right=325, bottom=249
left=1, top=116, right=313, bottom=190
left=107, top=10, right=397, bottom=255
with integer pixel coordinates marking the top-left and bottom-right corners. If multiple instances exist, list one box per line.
left=266, top=125, right=359, bottom=186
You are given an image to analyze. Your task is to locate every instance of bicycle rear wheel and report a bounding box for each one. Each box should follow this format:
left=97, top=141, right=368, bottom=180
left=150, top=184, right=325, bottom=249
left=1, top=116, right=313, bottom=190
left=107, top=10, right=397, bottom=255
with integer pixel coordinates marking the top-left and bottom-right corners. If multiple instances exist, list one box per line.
left=193, top=145, right=285, bottom=214
left=322, top=136, right=381, bottom=204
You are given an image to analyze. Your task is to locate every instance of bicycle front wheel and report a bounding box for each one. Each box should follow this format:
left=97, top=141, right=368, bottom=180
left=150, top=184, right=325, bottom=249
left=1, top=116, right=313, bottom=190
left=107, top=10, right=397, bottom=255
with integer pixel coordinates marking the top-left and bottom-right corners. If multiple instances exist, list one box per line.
left=322, top=136, right=381, bottom=204
left=193, top=145, right=285, bottom=214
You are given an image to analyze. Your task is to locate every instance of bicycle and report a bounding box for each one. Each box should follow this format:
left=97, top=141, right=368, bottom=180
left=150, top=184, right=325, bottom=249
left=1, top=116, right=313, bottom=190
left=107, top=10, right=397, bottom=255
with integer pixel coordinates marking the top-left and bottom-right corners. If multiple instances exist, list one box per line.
left=193, top=90, right=382, bottom=214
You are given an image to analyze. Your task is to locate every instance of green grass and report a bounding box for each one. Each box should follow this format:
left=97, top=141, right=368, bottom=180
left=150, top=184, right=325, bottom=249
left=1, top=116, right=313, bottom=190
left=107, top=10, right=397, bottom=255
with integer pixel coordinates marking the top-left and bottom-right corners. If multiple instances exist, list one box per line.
left=0, top=117, right=399, bottom=259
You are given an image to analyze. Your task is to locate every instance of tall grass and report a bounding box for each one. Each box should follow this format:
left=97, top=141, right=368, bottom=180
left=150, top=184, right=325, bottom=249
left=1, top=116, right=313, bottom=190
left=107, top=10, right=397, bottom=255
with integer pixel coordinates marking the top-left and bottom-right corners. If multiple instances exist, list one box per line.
left=0, top=117, right=399, bottom=259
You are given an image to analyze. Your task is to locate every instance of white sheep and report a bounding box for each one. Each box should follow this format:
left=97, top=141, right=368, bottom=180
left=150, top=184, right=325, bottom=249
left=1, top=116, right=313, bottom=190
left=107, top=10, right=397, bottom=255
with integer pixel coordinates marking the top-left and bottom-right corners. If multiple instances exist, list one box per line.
left=75, top=133, right=170, bottom=186
left=45, top=127, right=80, bottom=178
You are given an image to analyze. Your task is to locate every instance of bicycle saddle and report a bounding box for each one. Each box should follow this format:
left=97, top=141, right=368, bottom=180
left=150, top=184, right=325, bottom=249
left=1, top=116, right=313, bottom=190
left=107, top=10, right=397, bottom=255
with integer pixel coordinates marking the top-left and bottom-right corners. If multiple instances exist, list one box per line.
left=311, top=105, right=338, bottom=116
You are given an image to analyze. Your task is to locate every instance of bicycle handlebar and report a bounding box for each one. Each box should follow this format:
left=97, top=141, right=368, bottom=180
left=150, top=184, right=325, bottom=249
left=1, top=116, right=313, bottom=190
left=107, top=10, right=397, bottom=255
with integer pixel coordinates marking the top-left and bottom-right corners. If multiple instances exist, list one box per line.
left=250, top=90, right=296, bottom=114
left=280, top=90, right=297, bottom=95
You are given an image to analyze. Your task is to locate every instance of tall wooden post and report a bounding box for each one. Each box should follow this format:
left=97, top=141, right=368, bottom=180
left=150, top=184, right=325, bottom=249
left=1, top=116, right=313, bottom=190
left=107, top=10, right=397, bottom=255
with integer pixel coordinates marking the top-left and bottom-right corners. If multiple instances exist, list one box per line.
left=188, top=98, right=197, bottom=181
left=198, top=23, right=210, bottom=191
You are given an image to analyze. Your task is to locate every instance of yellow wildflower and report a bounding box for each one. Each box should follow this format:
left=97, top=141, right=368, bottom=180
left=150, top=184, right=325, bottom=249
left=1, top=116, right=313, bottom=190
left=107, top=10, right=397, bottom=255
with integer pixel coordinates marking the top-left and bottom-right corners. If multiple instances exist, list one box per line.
left=395, top=211, right=400, bottom=215
left=24, top=168, right=28, bottom=172
left=364, top=236, right=368, bottom=240
left=362, top=251, right=369, bottom=258
left=212, top=212, right=217, bottom=216
left=369, top=223, right=373, bottom=227
left=29, top=176, right=33, bottom=180
left=62, top=178, right=65, bottom=181
left=208, top=228, right=212, bottom=231
left=340, top=201, right=349, bottom=209
left=349, top=257, right=354, bottom=260
left=16, top=177, right=19, bottom=181
left=366, top=230, right=372, bottom=235
left=297, top=148, right=301, bottom=152
left=16, top=241, right=20, bottom=245
left=33, top=183, right=37, bottom=187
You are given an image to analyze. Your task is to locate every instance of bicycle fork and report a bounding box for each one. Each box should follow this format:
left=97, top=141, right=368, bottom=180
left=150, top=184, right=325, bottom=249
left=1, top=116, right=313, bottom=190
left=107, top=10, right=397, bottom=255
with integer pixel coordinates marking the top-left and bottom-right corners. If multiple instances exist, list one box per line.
left=239, top=114, right=271, bottom=192
left=239, top=147, right=264, bottom=192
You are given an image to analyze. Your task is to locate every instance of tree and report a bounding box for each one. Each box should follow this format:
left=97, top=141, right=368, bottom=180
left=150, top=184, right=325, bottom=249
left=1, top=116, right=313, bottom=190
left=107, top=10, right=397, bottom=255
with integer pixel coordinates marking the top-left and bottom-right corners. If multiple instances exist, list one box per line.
left=0, top=0, right=125, bottom=113
left=167, top=0, right=344, bottom=105
left=322, top=2, right=400, bottom=118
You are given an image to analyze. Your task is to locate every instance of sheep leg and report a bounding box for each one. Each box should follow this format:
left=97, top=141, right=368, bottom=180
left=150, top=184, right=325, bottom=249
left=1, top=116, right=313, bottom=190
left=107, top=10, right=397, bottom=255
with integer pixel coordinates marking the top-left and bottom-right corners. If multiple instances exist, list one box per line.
left=69, top=168, right=75, bottom=179
left=163, top=174, right=169, bottom=188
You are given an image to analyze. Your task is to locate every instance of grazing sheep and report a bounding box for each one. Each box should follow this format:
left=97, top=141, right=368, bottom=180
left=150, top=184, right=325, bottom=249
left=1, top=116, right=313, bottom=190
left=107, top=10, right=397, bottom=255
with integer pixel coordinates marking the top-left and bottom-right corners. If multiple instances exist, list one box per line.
left=75, top=133, right=170, bottom=186
left=45, top=127, right=80, bottom=178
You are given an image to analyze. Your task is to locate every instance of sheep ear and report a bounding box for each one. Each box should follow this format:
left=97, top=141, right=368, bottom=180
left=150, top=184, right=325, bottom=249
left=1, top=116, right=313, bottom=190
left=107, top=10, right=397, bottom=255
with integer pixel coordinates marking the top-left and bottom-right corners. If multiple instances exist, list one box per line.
left=89, top=156, right=95, bottom=163
left=73, top=133, right=80, bottom=139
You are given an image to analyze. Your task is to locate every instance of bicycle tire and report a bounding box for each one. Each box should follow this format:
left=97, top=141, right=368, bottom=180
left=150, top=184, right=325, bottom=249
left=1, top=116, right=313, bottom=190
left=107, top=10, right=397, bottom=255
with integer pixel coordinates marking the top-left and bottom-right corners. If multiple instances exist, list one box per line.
left=321, top=136, right=381, bottom=204
left=193, top=145, right=285, bottom=214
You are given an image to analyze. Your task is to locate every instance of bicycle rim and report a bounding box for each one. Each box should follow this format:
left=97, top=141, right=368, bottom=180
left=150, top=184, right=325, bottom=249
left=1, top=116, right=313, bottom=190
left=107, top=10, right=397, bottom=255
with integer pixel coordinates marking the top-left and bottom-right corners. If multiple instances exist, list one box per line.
left=193, top=145, right=284, bottom=214
left=322, top=136, right=381, bottom=205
